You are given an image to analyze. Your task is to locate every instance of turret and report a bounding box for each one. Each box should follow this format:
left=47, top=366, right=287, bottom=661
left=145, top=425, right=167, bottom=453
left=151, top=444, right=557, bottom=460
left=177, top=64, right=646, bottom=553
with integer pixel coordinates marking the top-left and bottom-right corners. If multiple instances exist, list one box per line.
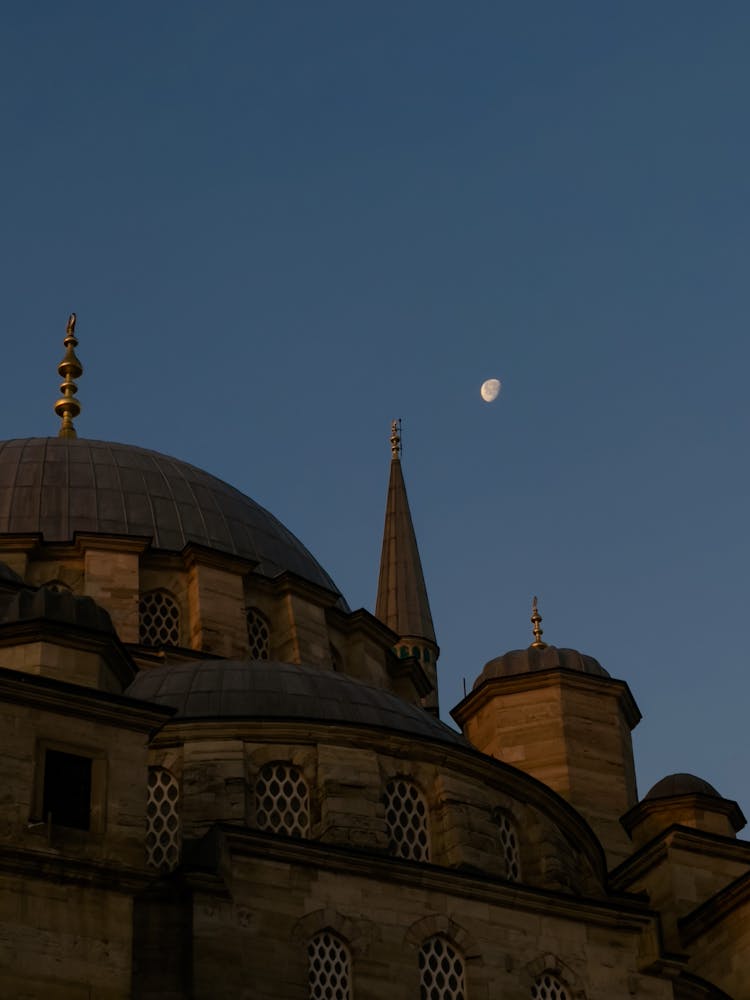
left=375, top=421, right=439, bottom=714
left=452, top=600, right=640, bottom=867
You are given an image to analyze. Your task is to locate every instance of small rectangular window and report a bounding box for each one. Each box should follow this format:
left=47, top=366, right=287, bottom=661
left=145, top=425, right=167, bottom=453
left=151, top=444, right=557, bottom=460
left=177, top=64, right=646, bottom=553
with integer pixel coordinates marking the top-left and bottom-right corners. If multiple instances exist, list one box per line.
left=42, top=749, right=93, bottom=830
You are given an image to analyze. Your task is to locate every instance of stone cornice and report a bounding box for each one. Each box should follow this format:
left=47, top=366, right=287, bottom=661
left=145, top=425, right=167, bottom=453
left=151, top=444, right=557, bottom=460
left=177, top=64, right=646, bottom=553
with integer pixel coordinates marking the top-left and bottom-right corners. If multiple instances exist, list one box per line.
left=0, top=533, right=44, bottom=553
left=327, top=606, right=398, bottom=645
left=679, top=866, right=750, bottom=944
left=181, top=541, right=256, bottom=575
left=621, top=794, right=746, bottom=836
left=0, top=843, right=153, bottom=893
left=0, top=665, right=174, bottom=732
left=609, top=825, right=750, bottom=891
left=208, top=824, right=657, bottom=935
left=258, top=569, right=343, bottom=608
left=151, top=717, right=609, bottom=883
left=72, top=533, right=151, bottom=555
left=451, top=667, right=641, bottom=730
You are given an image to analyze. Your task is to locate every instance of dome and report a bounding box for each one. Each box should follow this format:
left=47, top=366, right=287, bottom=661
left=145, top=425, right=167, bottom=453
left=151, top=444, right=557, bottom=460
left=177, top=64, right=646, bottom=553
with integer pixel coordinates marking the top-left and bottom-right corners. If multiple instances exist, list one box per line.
left=0, top=438, right=346, bottom=607
left=644, top=773, right=721, bottom=801
left=0, top=586, right=115, bottom=634
left=475, top=644, right=609, bottom=688
left=125, top=659, right=466, bottom=746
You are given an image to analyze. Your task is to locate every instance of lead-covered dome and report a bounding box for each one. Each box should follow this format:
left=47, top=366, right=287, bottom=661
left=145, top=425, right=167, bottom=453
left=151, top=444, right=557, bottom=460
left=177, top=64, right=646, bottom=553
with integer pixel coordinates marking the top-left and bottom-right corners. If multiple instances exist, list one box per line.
left=475, top=644, right=608, bottom=688
left=644, top=773, right=721, bottom=801
left=125, top=659, right=466, bottom=746
left=0, top=438, right=345, bottom=605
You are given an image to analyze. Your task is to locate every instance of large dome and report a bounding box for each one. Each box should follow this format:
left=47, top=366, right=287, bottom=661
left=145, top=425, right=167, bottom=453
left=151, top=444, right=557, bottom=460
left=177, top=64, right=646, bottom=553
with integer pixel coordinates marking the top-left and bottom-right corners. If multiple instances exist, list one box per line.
left=0, top=438, right=345, bottom=604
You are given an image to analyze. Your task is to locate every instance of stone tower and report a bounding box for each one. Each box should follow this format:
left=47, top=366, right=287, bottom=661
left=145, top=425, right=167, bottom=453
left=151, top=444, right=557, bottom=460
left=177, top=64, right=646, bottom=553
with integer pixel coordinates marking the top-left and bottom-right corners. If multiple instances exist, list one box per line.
left=452, top=606, right=640, bottom=867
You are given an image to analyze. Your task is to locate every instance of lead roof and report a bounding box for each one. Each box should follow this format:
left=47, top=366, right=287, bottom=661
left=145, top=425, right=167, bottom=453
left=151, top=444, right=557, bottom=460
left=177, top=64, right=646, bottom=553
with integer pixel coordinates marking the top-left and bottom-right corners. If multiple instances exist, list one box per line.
left=125, top=659, right=466, bottom=745
left=375, top=455, right=436, bottom=643
left=0, top=438, right=346, bottom=606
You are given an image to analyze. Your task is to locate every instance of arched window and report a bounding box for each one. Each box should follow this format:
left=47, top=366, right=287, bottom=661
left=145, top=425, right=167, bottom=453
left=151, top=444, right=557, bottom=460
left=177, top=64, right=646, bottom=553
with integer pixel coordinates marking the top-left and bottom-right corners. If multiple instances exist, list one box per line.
left=307, top=930, right=352, bottom=1000
left=419, top=936, right=466, bottom=1000
left=531, top=973, right=569, bottom=1000
left=384, top=777, right=429, bottom=861
left=246, top=607, right=270, bottom=659
left=497, top=812, right=521, bottom=882
left=146, top=767, right=181, bottom=871
left=255, top=762, right=310, bottom=838
left=139, top=589, right=180, bottom=646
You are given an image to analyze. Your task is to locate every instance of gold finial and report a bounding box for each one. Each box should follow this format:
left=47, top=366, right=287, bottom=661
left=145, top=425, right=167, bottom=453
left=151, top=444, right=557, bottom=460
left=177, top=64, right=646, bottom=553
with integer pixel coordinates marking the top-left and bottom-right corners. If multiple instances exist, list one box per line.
left=530, top=595, right=547, bottom=648
left=54, top=312, right=83, bottom=439
left=390, top=418, right=401, bottom=459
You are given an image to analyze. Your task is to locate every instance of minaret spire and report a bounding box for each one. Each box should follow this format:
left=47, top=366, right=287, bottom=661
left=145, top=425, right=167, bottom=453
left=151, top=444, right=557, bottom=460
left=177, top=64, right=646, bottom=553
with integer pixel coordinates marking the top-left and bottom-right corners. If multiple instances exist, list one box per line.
left=530, top=595, right=548, bottom=648
left=376, top=420, right=439, bottom=714
left=54, top=313, right=83, bottom=439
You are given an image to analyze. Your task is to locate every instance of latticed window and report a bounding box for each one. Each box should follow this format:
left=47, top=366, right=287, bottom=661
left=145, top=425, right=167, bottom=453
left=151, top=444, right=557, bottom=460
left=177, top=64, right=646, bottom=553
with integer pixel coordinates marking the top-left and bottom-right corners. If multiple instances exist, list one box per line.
left=384, top=777, right=430, bottom=861
left=419, top=936, right=466, bottom=1000
left=531, top=973, right=569, bottom=1000
left=146, top=767, right=180, bottom=871
left=139, top=589, right=180, bottom=646
left=246, top=607, right=270, bottom=659
left=255, top=762, right=310, bottom=837
left=307, top=931, right=351, bottom=1000
left=497, top=812, right=521, bottom=881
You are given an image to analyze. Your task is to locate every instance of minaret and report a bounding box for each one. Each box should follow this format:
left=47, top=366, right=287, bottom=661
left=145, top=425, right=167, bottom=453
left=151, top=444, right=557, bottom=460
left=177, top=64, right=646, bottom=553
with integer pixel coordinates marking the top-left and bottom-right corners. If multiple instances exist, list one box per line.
left=376, top=420, right=440, bottom=714
left=54, top=313, right=83, bottom=439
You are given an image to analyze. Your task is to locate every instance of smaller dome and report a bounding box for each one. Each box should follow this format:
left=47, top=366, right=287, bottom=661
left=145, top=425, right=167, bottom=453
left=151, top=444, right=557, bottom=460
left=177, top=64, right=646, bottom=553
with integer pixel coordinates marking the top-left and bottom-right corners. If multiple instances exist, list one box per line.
left=645, top=773, right=721, bottom=801
left=125, top=659, right=467, bottom=747
left=475, top=644, right=608, bottom=689
left=0, top=587, right=115, bottom=634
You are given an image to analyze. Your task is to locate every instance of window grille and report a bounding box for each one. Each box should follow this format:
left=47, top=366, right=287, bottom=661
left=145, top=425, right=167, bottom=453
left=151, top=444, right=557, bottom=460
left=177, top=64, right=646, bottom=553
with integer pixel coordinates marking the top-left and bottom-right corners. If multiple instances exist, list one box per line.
left=307, top=931, right=351, bottom=1000
left=139, top=590, right=180, bottom=646
left=384, top=778, right=429, bottom=861
left=255, top=762, right=310, bottom=838
left=146, top=767, right=181, bottom=871
left=497, top=812, right=521, bottom=881
left=531, top=973, right=569, bottom=1000
left=246, top=607, right=270, bottom=659
left=419, top=936, right=466, bottom=1000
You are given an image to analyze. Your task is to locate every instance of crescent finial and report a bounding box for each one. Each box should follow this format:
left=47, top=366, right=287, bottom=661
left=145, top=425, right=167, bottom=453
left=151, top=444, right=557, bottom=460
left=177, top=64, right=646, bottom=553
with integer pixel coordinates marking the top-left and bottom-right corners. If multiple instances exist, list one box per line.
left=54, top=312, right=83, bottom=439
left=530, top=595, right=547, bottom=648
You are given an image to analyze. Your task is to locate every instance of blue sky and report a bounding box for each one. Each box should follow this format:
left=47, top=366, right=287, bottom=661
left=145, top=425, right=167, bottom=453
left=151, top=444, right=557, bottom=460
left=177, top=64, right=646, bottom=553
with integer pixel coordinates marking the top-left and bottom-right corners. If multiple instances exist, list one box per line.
left=3, top=3, right=750, bottom=817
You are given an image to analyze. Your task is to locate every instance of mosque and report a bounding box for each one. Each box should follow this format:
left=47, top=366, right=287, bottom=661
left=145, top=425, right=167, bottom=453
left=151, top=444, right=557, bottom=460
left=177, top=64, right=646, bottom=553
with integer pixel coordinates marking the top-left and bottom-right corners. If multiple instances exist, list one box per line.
left=0, top=315, right=748, bottom=999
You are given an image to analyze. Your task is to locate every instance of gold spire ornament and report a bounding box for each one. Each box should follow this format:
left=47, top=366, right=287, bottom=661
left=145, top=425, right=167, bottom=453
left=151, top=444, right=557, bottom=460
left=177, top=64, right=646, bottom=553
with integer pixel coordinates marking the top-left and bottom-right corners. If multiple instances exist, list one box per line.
left=530, top=595, right=547, bottom=648
left=390, top=418, right=401, bottom=459
left=54, top=313, right=83, bottom=439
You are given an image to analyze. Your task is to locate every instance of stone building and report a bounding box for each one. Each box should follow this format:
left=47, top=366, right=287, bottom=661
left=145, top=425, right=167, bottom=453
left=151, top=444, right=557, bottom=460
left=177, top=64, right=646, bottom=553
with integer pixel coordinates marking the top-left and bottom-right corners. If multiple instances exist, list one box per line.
left=0, top=318, right=748, bottom=998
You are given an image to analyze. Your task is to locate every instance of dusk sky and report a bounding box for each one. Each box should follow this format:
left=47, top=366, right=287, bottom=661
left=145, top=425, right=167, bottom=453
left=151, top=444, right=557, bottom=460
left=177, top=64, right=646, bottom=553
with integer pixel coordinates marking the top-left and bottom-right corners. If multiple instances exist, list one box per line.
left=3, top=3, right=749, bottom=818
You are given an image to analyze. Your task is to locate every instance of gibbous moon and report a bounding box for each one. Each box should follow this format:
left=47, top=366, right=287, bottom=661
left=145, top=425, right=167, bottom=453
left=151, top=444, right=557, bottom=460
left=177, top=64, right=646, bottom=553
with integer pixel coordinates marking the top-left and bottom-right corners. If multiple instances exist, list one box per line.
left=480, top=378, right=501, bottom=402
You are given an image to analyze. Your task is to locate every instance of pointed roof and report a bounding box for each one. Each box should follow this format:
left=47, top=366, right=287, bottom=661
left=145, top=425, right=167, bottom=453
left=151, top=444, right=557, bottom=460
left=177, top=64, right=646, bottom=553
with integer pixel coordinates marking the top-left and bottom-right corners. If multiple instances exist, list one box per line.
left=375, top=423, right=436, bottom=644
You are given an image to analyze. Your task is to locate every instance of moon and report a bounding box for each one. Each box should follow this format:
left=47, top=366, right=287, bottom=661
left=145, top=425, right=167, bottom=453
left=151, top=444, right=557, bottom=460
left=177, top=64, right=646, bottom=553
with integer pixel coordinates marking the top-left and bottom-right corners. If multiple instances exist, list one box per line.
left=480, top=378, right=501, bottom=403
